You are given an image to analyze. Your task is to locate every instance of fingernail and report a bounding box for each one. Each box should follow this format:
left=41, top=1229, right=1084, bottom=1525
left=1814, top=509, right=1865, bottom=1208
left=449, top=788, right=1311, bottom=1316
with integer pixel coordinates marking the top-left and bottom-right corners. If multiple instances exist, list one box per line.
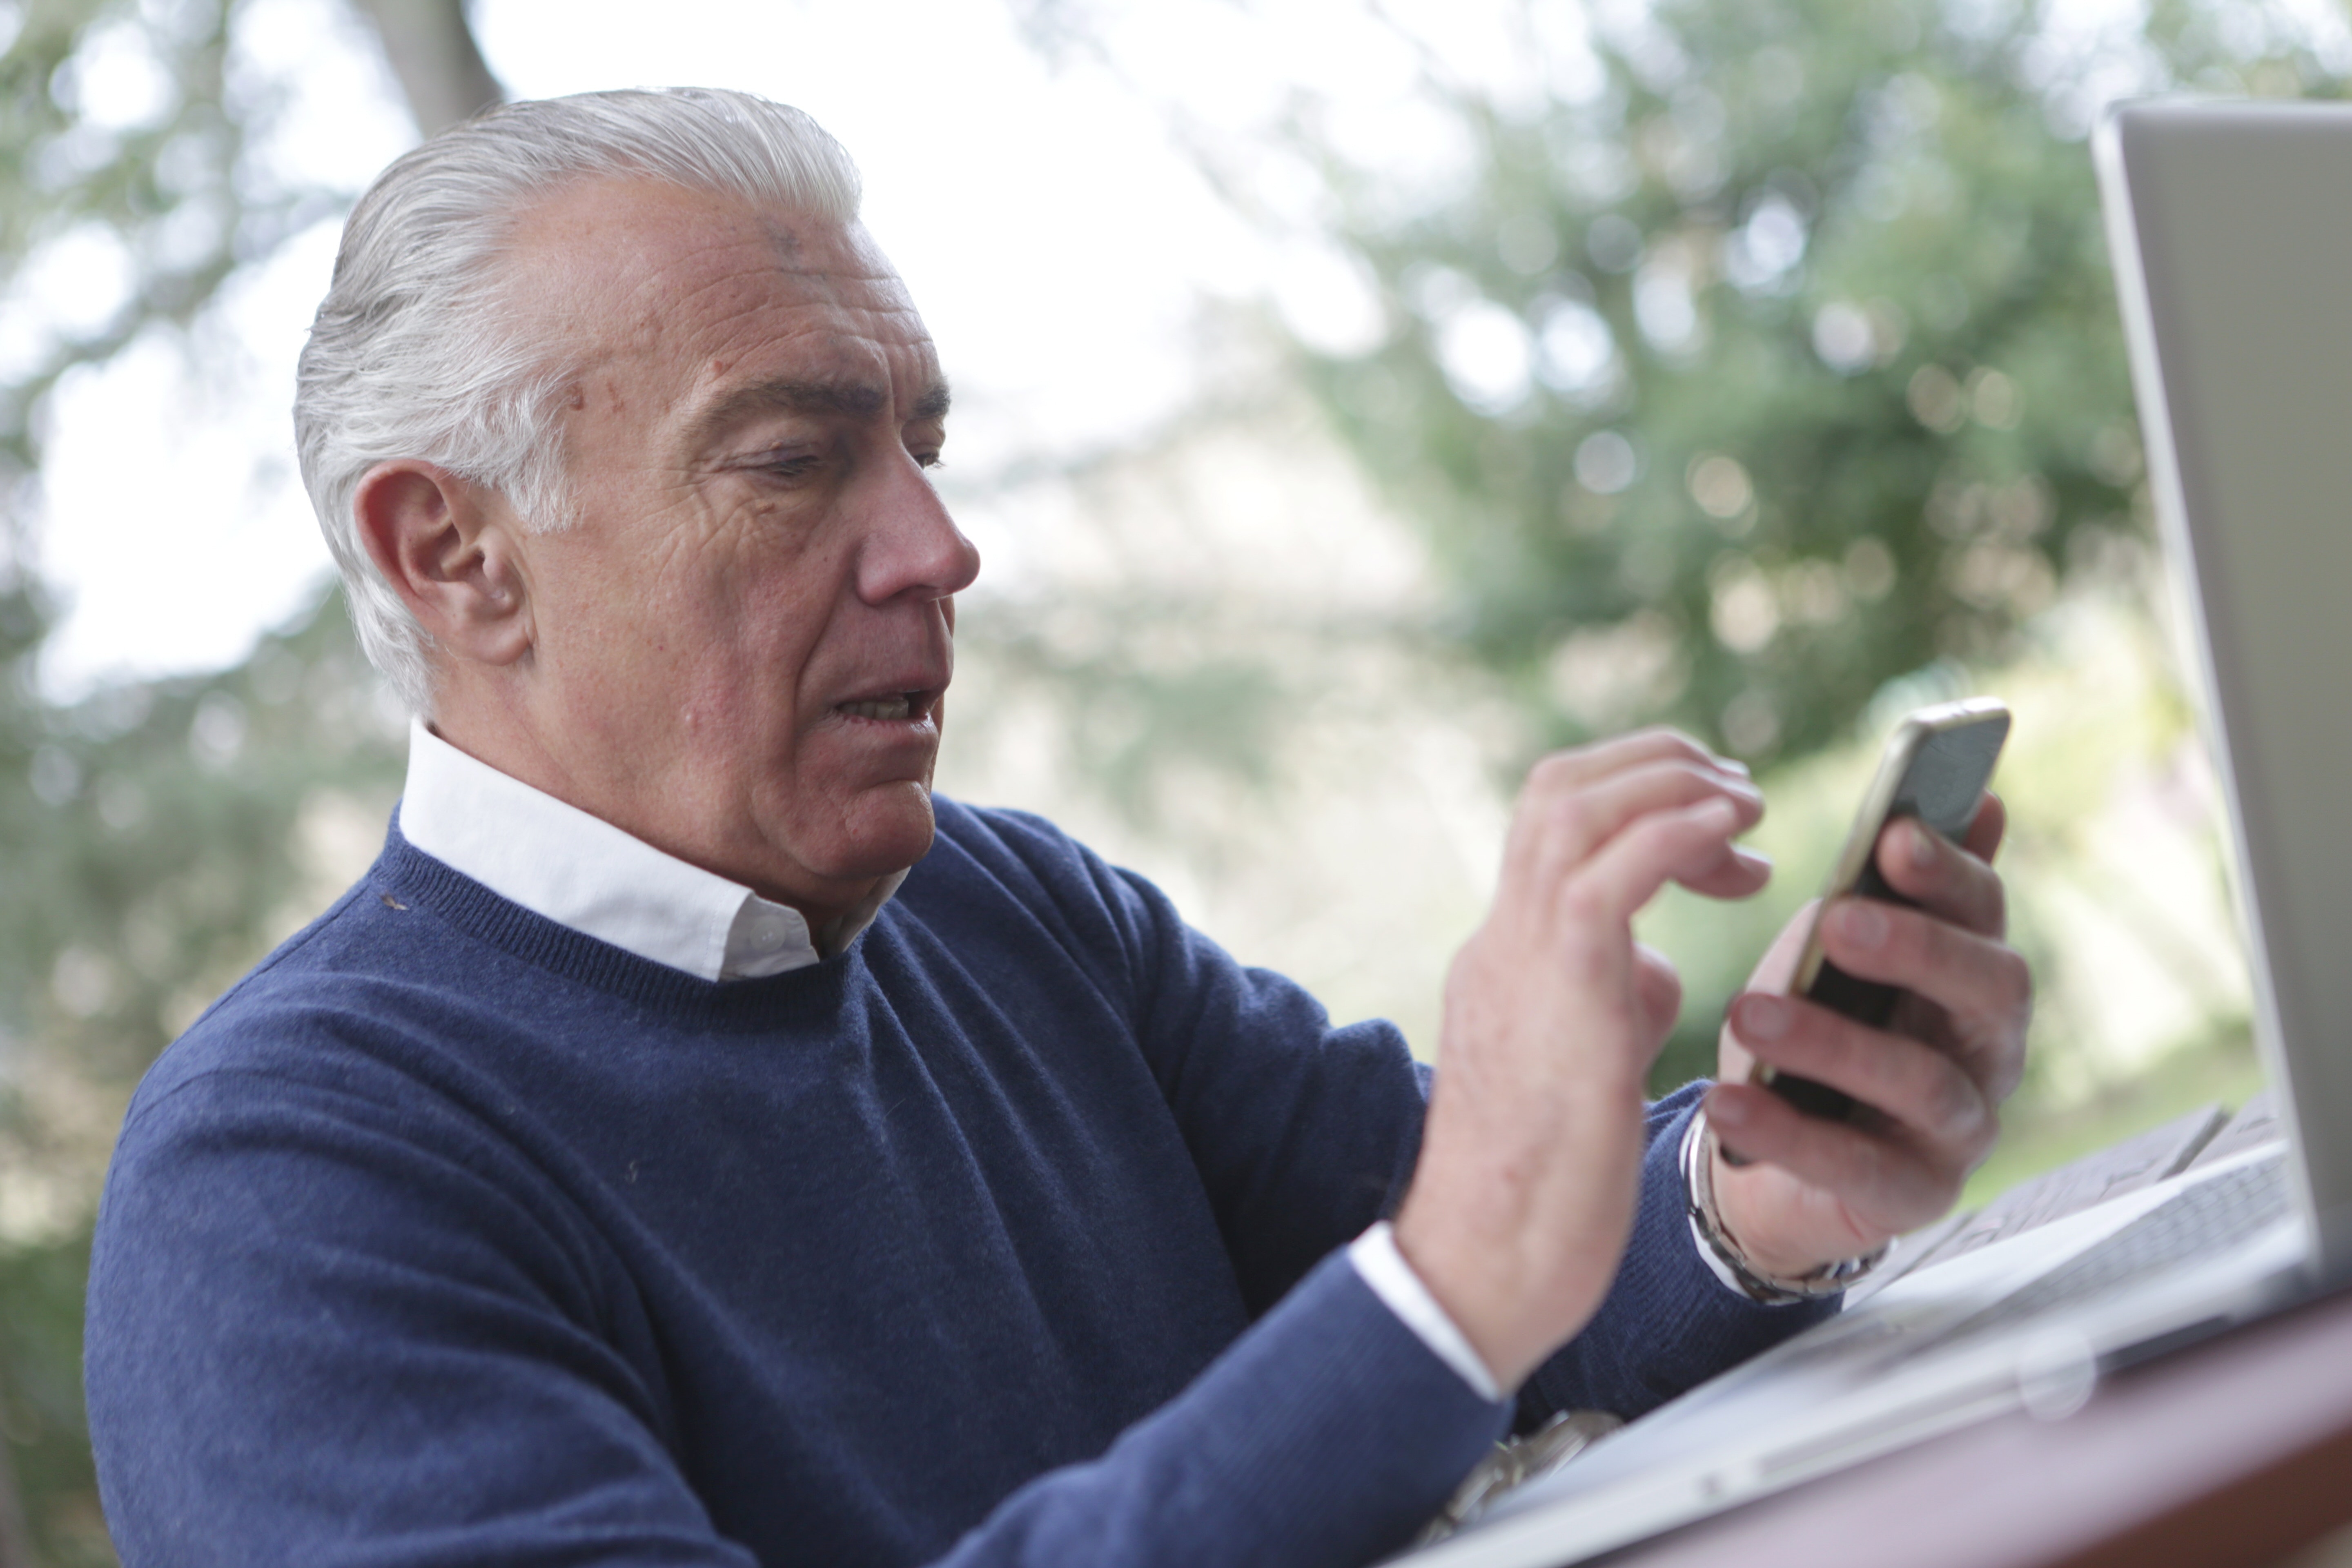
left=1908, top=820, right=1938, bottom=869
left=1718, top=757, right=1751, bottom=778
left=1735, top=993, right=1789, bottom=1041
left=1837, top=900, right=1890, bottom=949
left=1709, top=1089, right=1750, bottom=1127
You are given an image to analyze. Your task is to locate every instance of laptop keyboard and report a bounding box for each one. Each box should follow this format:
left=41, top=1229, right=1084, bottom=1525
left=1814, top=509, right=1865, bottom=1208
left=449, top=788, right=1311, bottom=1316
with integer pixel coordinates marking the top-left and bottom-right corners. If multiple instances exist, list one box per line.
left=1933, top=1152, right=2290, bottom=1350
left=1742, top=1152, right=2293, bottom=1382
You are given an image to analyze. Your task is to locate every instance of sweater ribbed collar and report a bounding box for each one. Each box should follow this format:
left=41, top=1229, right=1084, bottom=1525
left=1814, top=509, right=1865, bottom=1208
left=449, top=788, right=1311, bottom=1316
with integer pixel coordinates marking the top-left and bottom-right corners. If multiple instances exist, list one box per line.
left=369, top=824, right=871, bottom=1027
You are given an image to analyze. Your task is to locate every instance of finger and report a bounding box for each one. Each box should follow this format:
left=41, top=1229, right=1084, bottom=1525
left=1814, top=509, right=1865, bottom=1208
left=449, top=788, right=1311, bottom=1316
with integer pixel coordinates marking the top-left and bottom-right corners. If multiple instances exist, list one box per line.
left=1517, top=758, right=1765, bottom=872
left=1871, top=815, right=2005, bottom=938
left=1520, top=728, right=1749, bottom=798
left=1726, top=991, right=1997, bottom=1161
left=1815, top=898, right=2032, bottom=1066
left=1704, top=1081, right=1958, bottom=1235
left=1750, top=900, right=1819, bottom=993
left=1566, top=795, right=1751, bottom=926
left=1715, top=900, right=1820, bottom=1085
left=1677, top=845, right=1773, bottom=901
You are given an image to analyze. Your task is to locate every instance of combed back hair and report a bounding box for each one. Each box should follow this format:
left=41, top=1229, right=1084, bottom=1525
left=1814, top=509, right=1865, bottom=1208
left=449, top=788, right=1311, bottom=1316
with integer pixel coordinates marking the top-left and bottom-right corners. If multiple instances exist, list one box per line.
left=294, top=87, right=863, bottom=712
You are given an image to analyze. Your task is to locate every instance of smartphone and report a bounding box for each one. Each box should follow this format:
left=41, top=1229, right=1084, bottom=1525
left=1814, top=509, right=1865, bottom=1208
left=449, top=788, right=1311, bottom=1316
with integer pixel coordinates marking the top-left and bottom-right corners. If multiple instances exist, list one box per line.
left=1747, top=697, right=2012, bottom=1123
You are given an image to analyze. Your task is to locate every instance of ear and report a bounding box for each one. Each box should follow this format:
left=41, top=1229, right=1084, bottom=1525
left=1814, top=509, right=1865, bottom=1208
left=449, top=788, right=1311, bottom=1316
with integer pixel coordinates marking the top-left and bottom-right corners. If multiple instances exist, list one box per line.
left=352, top=461, right=534, bottom=670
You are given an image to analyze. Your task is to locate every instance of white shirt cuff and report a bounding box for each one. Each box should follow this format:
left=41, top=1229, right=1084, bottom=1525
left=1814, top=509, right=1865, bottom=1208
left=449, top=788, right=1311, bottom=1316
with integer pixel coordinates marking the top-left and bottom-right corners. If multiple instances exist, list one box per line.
left=1347, top=1221, right=1504, bottom=1404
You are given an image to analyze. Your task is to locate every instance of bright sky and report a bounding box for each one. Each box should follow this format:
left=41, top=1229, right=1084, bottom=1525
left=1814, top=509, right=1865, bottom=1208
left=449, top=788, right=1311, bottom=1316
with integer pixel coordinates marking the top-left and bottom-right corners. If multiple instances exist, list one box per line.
left=30, top=0, right=1494, bottom=695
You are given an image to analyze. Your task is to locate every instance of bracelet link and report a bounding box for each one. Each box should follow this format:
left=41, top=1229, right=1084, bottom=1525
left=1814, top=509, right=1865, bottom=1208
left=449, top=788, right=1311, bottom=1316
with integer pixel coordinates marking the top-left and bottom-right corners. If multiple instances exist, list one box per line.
left=1680, top=1111, right=1888, bottom=1304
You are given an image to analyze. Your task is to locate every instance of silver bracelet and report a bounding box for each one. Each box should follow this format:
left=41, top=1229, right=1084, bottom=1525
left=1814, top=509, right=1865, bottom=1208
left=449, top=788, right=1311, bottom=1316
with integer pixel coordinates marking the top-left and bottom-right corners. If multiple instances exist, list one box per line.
left=1680, top=1111, right=1887, bottom=1304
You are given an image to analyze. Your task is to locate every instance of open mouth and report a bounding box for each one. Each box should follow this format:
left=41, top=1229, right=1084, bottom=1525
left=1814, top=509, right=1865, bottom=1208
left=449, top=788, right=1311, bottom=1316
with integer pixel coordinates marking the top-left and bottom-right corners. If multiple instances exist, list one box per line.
left=836, top=690, right=937, bottom=723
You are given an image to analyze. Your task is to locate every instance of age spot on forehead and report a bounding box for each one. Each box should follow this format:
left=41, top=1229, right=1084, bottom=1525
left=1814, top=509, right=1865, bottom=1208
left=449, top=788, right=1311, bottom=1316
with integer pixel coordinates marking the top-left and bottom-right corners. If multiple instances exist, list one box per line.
left=760, top=218, right=804, bottom=261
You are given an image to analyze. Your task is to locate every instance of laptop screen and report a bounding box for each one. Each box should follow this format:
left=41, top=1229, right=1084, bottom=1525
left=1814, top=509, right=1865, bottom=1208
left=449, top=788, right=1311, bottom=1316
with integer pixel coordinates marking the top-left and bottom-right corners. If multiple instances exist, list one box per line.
left=2097, top=100, right=2352, bottom=1279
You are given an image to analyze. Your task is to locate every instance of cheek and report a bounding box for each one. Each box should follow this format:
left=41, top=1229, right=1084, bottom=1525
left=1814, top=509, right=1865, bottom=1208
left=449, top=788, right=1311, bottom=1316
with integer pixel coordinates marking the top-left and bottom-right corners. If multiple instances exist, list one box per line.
left=546, top=488, right=844, bottom=739
left=599, top=505, right=766, bottom=655
left=671, top=569, right=835, bottom=744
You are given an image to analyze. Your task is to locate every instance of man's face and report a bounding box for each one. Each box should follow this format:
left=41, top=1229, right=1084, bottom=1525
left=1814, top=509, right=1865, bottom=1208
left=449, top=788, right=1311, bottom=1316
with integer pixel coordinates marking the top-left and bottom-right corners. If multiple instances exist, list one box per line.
left=490, top=178, right=978, bottom=915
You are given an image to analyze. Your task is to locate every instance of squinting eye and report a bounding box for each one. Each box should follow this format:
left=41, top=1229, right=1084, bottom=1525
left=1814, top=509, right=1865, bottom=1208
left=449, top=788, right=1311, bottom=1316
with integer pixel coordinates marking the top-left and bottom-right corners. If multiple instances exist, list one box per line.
left=915, top=452, right=944, bottom=470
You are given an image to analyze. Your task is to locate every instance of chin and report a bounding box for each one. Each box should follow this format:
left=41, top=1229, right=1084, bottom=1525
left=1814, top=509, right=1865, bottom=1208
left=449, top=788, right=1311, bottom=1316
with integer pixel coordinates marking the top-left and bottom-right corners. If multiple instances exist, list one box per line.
left=814, top=780, right=939, bottom=883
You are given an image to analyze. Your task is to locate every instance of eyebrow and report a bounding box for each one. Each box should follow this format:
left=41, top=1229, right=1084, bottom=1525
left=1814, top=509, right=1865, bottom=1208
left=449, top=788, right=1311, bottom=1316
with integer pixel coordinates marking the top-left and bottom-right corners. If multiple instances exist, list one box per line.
left=688, top=374, right=952, bottom=453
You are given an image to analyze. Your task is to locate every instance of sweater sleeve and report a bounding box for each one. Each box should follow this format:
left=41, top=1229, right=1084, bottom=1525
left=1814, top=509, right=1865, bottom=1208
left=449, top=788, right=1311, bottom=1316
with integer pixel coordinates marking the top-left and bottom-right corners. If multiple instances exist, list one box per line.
left=931, top=1252, right=1511, bottom=1568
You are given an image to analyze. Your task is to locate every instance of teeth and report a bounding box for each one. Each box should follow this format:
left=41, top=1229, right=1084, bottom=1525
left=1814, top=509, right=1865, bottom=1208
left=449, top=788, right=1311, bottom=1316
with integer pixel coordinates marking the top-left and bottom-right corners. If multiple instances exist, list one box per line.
left=841, top=694, right=914, bottom=721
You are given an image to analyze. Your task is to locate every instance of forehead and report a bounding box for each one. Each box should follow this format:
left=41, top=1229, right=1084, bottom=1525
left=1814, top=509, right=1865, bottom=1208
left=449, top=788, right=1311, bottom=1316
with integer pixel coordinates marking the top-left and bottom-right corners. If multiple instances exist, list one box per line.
left=499, top=176, right=935, bottom=420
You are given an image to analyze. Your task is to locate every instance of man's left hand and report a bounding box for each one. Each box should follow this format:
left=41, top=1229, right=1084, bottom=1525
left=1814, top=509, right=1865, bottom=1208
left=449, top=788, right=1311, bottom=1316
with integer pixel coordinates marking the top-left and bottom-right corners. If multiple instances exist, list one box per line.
left=1706, top=795, right=2031, bottom=1281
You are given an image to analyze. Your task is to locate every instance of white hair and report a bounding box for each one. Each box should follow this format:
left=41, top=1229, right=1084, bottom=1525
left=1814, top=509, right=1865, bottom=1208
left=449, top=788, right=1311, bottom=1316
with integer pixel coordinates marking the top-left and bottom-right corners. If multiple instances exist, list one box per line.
left=294, top=88, right=863, bottom=712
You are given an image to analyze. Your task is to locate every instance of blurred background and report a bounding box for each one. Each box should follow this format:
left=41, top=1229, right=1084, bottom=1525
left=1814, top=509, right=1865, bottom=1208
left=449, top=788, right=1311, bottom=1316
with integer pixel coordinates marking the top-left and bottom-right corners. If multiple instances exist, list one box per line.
left=2, top=0, right=2348, bottom=1557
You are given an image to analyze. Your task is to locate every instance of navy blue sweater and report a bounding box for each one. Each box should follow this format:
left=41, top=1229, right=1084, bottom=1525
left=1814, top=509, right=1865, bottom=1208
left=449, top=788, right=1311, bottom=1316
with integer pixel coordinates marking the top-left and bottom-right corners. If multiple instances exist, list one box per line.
left=85, top=800, right=1827, bottom=1566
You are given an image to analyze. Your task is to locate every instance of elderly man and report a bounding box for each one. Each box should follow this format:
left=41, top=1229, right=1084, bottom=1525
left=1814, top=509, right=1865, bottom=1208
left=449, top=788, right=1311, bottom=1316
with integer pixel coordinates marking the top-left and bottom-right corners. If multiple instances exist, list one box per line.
left=85, top=90, right=2027, bottom=1567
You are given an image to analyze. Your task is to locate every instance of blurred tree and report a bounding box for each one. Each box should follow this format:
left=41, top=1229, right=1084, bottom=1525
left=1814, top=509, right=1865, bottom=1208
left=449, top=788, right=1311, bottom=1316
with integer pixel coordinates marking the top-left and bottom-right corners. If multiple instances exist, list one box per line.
left=0, top=1, right=495, bottom=1556
left=0, top=589, right=413, bottom=1565
left=1, top=0, right=494, bottom=559
left=1262, top=0, right=2345, bottom=768
left=345, top=0, right=498, bottom=135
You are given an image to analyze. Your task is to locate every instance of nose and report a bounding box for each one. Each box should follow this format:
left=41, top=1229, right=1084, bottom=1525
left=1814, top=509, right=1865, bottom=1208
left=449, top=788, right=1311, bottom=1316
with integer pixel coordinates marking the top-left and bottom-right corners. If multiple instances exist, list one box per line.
left=854, top=448, right=982, bottom=607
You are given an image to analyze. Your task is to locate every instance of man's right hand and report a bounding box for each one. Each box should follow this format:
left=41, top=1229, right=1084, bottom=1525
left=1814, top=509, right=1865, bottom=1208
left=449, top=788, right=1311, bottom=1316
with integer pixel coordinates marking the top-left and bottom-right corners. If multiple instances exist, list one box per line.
left=1393, top=730, right=1769, bottom=1392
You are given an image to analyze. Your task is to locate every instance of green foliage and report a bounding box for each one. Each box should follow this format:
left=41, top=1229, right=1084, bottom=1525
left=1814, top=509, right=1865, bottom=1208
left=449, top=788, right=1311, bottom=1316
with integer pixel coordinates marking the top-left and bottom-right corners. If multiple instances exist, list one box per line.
left=0, top=2, right=465, bottom=1548
left=0, top=586, right=404, bottom=1561
left=0, top=1234, right=106, bottom=1568
left=1, top=0, right=328, bottom=946
left=1287, top=0, right=2345, bottom=767
left=985, top=625, right=1287, bottom=827
left=2, top=590, right=403, bottom=1074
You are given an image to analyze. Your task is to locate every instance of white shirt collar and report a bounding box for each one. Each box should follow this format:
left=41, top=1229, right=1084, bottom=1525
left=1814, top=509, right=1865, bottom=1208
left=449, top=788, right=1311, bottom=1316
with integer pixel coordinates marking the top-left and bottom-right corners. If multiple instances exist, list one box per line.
left=397, top=720, right=904, bottom=982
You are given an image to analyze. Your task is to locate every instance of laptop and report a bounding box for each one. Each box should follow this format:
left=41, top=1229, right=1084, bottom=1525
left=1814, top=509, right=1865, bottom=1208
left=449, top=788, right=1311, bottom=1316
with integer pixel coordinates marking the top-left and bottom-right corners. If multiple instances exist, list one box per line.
left=1396, top=98, right=2352, bottom=1568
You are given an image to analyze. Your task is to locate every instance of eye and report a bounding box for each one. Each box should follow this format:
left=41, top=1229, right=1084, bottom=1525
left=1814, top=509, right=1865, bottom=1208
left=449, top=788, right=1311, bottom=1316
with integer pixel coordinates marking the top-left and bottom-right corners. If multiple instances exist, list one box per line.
left=744, top=450, right=822, bottom=484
